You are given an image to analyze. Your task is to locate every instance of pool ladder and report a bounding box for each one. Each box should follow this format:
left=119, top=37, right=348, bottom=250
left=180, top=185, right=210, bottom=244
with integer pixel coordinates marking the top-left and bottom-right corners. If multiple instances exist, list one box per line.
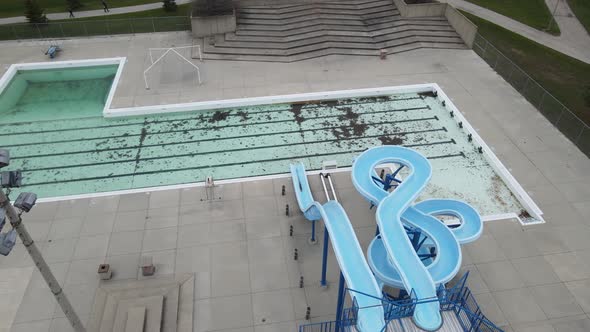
left=320, top=172, right=338, bottom=203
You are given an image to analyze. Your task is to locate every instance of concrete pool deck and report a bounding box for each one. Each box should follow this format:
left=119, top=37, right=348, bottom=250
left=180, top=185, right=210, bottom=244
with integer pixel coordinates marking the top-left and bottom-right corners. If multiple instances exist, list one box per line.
left=0, top=31, right=590, bottom=331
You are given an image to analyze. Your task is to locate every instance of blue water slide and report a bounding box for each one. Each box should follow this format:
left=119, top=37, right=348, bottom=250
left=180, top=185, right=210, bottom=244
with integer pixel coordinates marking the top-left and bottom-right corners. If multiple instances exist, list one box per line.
left=414, top=199, right=483, bottom=244
left=290, top=163, right=386, bottom=332
left=352, top=146, right=483, bottom=331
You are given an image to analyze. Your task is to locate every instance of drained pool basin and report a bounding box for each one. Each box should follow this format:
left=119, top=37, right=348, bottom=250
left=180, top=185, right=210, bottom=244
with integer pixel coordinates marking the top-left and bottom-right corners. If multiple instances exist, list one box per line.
left=0, top=64, right=119, bottom=122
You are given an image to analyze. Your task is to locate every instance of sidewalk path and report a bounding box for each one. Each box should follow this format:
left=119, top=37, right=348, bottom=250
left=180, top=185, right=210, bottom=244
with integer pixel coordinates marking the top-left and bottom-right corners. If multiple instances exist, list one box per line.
left=440, top=0, right=590, bottom=64
left=0, top=0, right=192, bottom=25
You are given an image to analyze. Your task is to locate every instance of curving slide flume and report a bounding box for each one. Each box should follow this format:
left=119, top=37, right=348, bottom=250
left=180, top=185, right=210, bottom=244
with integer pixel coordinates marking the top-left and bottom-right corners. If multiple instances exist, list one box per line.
left=352, top=146, right=483, bottom=331
left=290, top=163, right=386, bottom=332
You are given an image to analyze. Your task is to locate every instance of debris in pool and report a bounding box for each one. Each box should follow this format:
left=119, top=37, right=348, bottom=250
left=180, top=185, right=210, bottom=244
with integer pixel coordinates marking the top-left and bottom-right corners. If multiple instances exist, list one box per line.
left=352, top=122, right=368, bottom=136
left=378, top=135, right=404, bottom=145
left=209, top=111, right=230, bottom=123
left=236, top=111, right=250, bottom=121
left=321, top=100, right=339, bottom=107
left=337, top=107, right=359, bottom=121
left=332, top=126, right=351, bottom=139
left=418, top=91, right=437, bottom=99
left=518, top=209, right=532, bottom=220
left=290, top=104, right=306, bottom=125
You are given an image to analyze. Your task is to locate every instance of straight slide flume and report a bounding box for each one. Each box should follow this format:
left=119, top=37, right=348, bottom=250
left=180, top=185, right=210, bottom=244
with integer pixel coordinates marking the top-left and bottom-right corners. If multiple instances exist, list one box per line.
left=290, top=163, right=386, bottom=332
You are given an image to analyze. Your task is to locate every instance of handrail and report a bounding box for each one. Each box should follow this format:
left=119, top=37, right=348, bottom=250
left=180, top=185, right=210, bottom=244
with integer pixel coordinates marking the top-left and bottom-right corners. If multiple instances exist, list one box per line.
left=319, top=172, right=338, bottom=202
left=300, top=273, right=503, bottom=332
left=327, top=173, right=338, bottom=202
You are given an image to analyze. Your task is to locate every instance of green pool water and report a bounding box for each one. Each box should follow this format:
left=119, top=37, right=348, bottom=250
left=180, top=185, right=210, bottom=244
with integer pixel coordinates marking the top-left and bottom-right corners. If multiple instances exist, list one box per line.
left=0, top=65, right=118, bottom=123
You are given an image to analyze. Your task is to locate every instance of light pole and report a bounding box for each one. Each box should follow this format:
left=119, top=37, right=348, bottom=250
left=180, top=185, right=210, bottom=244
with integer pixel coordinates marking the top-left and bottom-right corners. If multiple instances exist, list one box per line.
left=0, top=149, right=86, bottom=332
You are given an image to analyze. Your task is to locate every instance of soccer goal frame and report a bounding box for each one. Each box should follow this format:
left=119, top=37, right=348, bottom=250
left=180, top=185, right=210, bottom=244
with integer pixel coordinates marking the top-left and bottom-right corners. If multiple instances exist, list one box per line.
left=143, top=45, right=203, bottom=90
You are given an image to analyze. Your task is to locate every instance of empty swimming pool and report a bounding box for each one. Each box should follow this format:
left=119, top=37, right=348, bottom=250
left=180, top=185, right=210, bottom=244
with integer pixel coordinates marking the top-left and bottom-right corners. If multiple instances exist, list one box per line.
left=0, top=86, right=531, bottom=220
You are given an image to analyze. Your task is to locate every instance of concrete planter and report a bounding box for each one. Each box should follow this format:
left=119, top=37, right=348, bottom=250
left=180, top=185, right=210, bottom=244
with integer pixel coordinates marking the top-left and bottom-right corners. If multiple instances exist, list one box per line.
left=191, top=10, right=236, bottom=37
left=393, top=0, right=446, bottom=17
left=391, top=0, right=477, bottom=48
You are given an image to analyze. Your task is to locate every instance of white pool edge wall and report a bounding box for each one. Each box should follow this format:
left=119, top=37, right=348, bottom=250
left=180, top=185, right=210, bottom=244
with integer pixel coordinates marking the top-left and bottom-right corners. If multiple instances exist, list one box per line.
left=0, top=60, right=542, bottom=225
left=0, top=57, right=126, bottom=114
left=105, top=83, right=544, bottom=225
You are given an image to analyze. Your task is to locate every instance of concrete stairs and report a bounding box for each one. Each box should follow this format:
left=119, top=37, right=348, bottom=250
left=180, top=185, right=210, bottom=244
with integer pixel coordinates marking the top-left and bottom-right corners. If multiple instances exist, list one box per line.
left=200, top=0, right=466, bottom=62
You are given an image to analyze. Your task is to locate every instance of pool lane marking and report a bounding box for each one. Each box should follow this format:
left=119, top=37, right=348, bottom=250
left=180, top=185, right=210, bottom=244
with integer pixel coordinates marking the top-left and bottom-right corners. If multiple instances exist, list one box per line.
left=10, top=118, right=443, bottom=160
left=4, top=111, right=436, bottom=149
left=0, top=103, right=428, bottom=138
left=21, top=150, right=465, bottom=187
left=19, top=134, right=455, bottom=172
left=0, top=96, right=424, bottom=134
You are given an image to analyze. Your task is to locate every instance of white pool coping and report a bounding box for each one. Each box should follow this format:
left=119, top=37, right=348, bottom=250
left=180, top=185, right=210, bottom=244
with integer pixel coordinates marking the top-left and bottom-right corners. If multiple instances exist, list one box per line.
left=0, top=60, right=543, bottom=225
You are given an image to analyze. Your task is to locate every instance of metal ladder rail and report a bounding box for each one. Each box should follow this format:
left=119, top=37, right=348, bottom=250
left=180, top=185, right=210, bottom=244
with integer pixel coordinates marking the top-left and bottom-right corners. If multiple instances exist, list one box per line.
left=320, top=172, right=338, bottom=202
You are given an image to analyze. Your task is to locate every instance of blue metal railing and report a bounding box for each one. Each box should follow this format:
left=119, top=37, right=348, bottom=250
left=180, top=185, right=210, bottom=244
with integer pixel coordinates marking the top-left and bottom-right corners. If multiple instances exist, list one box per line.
left=299, top=272, right=503, bottom=332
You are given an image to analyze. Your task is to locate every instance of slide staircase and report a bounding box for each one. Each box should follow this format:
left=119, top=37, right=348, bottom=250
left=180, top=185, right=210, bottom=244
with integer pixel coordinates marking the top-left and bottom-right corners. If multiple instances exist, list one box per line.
left=300, top=272, right=503, bottom=332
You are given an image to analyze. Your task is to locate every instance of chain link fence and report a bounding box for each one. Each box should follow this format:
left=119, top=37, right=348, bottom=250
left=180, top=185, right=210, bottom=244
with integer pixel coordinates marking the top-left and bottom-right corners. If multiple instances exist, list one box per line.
left=472, top=33, right=590, bottom=157
left=0, top=16, right=191, bottom=40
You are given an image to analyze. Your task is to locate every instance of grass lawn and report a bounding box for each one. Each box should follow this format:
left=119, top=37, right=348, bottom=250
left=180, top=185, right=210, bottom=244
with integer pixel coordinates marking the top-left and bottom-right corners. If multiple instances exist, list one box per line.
left=463, top=12, right=590, bottom=126
left=0, top=4, right=190, bottom=40
left=567, top=0, right=590, bottom=34
left=464, top=0, right=560, bottom=35
left=55, top=3, right=190, bottom=20
left=0, top=0, right=162, bottom=18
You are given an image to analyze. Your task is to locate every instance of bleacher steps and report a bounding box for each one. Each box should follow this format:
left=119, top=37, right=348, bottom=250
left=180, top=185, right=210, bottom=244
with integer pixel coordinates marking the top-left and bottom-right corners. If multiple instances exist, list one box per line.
left=200, top=0, right=467, bottom=62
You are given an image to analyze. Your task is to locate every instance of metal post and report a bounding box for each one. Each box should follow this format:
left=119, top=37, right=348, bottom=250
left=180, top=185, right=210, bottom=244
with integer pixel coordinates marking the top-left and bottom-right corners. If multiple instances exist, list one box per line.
left=0, top=190, right=86, bottom=332
left=481, top=37, right=487, bottom=58
left=411, top=230, right=420, bottom=250
left=521, top=76, right=530, bottom=95
left=506, top=64, right=515, bottom=83
left=151, top=17, right=156, bottom=32
left=59, top=23, right=65, bottom=37
left=320, top=226, right=329, bottom=287
left=547, top=0, right=560, bottom=31
left=310, top=220, right=316, bottom=243
left=574, top=126, right=586, bottom=144
left=554, top=105, right=565, bottom=126
left=335, top=272, right=345, bottom=332
left=538, top=91, right=546, bottom=110
left=493, top=51, right=500, bottom=70
left=35, top=23, right=42, bottom=39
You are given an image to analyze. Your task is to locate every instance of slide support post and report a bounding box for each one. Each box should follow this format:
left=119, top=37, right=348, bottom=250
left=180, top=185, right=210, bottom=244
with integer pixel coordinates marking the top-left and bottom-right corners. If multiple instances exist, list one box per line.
left=320, top=226, right=329, bottom=287
left=335, top=272, right=345, bottom=332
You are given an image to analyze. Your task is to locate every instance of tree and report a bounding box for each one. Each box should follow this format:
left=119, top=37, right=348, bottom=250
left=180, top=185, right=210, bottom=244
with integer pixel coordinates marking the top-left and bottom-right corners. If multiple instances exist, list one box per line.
left=66, top=0, right=82, bottom=10
left=162, top=0, right=177, bottom=12
left=24, top=0, right=48, bottom=24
